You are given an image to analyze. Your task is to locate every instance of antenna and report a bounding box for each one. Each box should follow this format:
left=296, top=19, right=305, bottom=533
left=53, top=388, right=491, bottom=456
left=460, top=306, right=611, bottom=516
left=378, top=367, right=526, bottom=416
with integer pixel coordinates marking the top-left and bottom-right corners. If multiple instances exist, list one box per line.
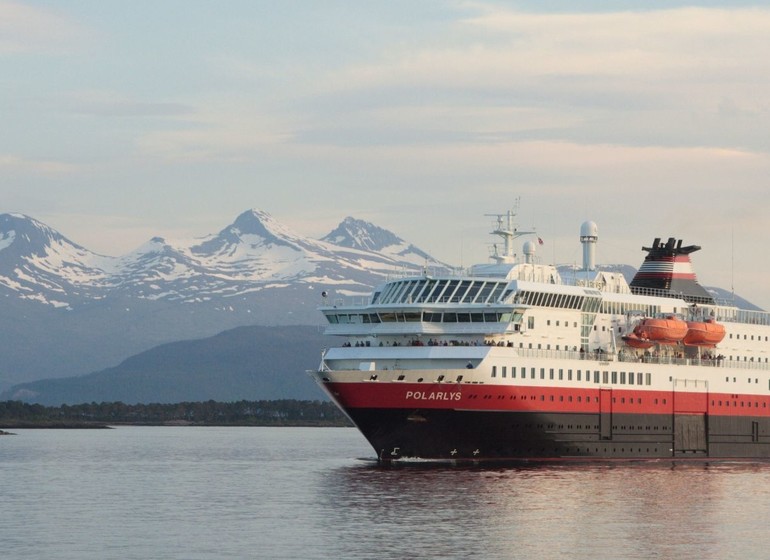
left=731, top=226, right=735, bottom=302
left=485, top=197, right=536, bottom=264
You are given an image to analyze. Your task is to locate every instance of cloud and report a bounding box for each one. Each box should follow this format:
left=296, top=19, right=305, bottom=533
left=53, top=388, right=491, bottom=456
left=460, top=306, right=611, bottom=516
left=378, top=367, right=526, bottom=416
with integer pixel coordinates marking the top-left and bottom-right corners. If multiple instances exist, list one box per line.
left=67, top=93, right=193, bottom=118
left=0, top=1, right=91, bottom=55
left=135, top=102, right=294, bottom=163
left=297, top=5, right=770, bottom=147
left=0, top=154, right=79, bottom=175
left=86, top=4, right=770, bottom=199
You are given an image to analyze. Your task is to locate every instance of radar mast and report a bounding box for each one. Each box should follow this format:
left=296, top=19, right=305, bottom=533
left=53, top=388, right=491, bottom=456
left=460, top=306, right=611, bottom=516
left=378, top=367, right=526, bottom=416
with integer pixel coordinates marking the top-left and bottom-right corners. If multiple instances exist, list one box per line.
left=486, top=198, right=536, bottom=264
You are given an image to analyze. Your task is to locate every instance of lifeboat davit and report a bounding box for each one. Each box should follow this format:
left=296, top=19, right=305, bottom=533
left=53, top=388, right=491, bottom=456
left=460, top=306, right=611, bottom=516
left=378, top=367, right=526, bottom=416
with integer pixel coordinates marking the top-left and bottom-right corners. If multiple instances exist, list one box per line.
left=683, top=319, right=725, bottom=347
left=632, top=316, right=688, bottom=344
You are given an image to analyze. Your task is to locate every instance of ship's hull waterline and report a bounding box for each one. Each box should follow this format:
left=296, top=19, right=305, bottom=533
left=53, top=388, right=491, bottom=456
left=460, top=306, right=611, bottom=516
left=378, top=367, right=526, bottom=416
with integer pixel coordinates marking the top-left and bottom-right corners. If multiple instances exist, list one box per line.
left=317, top=375, right=770, bottom=463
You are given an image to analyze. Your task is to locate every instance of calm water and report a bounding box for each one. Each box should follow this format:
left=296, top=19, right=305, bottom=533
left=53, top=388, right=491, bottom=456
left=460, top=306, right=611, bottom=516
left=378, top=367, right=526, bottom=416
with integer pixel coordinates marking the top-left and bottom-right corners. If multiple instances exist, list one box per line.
left=2, top=427, right=769, bottom=560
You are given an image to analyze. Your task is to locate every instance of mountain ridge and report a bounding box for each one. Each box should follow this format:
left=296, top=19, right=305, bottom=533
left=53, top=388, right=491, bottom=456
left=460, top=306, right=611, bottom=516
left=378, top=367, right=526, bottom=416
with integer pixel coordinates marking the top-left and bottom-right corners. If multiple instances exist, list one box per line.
left=0, top=209, right=445, bottom=309
left=1, top=325, right=330, bottom=405
left=0, top=209, right=446, bottom=388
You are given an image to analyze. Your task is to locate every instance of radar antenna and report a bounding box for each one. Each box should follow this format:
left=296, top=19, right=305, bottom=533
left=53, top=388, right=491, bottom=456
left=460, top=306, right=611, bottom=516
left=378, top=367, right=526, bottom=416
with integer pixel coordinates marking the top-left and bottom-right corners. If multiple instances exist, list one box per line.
left=485, top=197, right=536, bottom=264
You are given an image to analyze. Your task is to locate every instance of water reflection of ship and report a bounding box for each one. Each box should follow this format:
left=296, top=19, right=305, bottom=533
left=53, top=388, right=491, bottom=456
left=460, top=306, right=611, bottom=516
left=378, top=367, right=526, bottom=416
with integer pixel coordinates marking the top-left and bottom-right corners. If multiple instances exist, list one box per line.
left=315, top=461, right=762, bottom=558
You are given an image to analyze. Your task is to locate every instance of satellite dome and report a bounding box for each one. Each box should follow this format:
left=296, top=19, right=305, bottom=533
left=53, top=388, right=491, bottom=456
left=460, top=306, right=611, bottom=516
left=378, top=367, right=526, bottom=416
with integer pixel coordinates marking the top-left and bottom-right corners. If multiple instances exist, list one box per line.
left=523, top=240, right=537, bottom=254
left=580, top=221, right=598, bottom=238
left=522, top=240, right=537, bottom=264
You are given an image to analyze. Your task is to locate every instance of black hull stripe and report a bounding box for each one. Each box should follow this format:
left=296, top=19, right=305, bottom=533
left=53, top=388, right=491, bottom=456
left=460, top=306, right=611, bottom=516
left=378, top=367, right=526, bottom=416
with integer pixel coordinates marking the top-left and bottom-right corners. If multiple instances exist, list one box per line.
left=343, top=408, right=770, bottom=462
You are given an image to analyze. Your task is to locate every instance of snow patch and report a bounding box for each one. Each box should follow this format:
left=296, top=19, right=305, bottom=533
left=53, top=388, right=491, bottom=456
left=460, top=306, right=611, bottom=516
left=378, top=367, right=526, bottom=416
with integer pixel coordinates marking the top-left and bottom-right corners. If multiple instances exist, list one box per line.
left=0, top=230, right=15, bottom=251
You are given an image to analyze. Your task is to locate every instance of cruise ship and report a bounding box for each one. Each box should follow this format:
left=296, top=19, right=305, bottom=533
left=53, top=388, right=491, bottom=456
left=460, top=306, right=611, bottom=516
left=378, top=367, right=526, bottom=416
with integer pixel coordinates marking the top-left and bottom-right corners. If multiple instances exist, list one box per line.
left=311, top=210, right=770, bottom=462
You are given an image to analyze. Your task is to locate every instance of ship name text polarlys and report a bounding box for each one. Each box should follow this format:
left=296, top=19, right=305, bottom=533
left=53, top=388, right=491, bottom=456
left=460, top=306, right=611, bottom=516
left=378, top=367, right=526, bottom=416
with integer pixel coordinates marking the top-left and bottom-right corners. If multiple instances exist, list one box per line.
left=405, top=390, right=462, bottom=401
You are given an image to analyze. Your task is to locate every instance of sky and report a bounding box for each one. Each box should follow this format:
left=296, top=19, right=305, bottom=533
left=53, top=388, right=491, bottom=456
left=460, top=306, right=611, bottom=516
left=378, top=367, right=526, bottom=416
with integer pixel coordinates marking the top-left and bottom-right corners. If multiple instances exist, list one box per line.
left=2, top=0, right=770, bottom=309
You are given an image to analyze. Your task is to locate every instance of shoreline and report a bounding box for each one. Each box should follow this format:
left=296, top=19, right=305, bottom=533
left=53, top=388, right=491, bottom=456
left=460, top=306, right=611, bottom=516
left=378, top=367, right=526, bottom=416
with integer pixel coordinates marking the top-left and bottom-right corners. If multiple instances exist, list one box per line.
left=0, top=421, right=351, bottom=429
left=0, top=422, right=112, bottom=430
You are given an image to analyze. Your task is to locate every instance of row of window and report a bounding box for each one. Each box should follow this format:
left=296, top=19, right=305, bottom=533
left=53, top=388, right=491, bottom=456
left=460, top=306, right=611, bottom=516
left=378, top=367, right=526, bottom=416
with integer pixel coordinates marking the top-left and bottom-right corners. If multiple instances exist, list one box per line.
left=490, top=365, right=653, bottom=386
left=723, top=356, right=770, bottom=364
left=728, top=333, right=770, bottom=342
left=372, top=279, right=508, bottom=306
left=711, top=400, right=769, bottom=408
left=469, top=393, right=674, bottom=408
left=546, top=319, right=577, bottom=328
left=326, top=310, right=515, bottom=324
left=599, top=301, right=661, bottom=316
left=511, top=289, right=599, bottom=311
left=537, top=424, right=670, bottom=432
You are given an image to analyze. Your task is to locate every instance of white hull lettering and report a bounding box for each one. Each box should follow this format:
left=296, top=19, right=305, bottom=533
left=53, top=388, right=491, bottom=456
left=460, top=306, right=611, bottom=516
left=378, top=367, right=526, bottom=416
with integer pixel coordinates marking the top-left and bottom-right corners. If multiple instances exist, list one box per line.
left=405, top=390, right=461, bottom=401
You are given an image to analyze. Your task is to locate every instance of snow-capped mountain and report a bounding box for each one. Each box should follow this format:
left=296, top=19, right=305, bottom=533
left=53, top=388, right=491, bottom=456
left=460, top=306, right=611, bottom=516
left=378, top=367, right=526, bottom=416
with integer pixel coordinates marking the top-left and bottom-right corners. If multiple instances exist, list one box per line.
left=0, top=213, right=118, bottom=307
left=322, top=216, right=436, bottom=265
left=0, top=209, right=446, bottom=387
left=0, top=209, right=443, bottom=309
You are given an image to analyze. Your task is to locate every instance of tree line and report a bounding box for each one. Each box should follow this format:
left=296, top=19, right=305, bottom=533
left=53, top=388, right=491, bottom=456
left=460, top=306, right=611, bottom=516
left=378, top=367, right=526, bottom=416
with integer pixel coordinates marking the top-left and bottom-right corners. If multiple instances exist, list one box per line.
left=0, top=399, right=352, bottom=428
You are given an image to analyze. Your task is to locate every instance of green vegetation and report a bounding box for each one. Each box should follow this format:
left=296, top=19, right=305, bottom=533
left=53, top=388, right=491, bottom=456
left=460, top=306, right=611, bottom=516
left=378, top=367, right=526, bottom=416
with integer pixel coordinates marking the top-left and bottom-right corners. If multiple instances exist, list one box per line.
left=0, top=400, right=352, bottom=428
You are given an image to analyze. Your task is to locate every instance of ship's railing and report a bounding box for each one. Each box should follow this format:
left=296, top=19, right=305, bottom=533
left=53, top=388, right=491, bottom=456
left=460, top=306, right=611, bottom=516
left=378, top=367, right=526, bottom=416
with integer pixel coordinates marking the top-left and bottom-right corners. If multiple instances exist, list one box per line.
left=327, top=296, right=372, bottom=308
left=382, top=266, right=468, bottom=282
left=712, top=306, right=770, bottom=326
left=325, top=297, right=516, bottom=309
left=627, top=286, right=716, bottom=305
left=484, top=346, right=770, bottom=372
left=326, top=338, right=770, bottom=371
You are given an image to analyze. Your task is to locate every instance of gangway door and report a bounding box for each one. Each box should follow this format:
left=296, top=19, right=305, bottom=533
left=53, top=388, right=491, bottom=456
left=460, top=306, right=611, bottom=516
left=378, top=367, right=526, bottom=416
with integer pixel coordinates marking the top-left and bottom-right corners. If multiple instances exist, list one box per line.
left=673, top=379, right=708, bottom=457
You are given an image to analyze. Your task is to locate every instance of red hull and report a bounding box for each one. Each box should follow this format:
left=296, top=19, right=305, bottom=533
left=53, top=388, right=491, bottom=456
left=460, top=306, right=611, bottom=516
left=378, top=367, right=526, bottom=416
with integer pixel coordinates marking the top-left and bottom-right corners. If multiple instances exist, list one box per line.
left=325, top=380, right=770, bottom=417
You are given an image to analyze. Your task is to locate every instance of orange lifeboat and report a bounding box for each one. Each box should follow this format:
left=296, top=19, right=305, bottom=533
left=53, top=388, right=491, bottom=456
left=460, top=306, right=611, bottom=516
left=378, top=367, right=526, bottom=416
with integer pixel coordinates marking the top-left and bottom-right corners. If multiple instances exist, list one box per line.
left=622, top=332, right=654, bottom=349
left=632, top=316, right=688, bottom=344
left=683, top=319, right=725, bottom=347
